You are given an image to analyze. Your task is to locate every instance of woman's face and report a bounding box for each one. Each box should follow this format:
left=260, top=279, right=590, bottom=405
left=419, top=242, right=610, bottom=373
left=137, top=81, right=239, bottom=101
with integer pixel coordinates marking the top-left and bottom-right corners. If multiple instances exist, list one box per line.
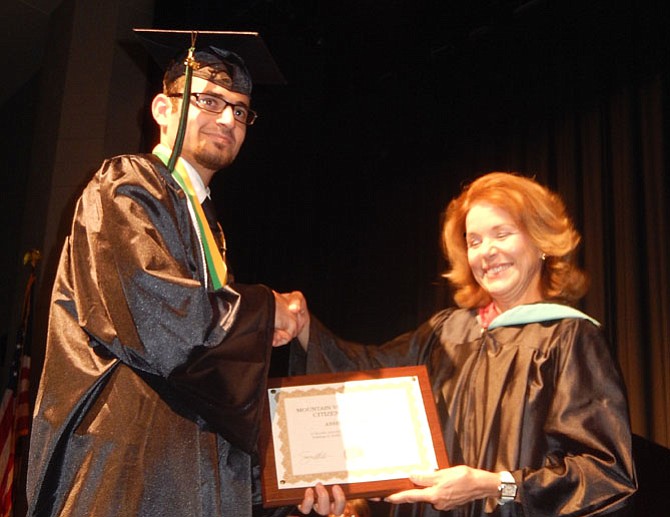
left=465, top=202, right=544, bottom=312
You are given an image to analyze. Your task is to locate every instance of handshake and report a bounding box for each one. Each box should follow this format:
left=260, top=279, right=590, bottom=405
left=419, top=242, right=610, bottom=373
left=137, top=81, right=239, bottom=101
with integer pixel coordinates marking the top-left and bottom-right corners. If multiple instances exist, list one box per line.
left=272, top=290, right=311, bottom=348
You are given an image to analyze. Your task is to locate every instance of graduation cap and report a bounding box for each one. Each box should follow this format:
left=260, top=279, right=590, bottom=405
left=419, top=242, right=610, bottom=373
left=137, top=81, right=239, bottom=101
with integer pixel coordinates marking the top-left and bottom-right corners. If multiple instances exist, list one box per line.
left=133, top=28, right=285, bottom=171
left=133, top=28, right=285, bottom=94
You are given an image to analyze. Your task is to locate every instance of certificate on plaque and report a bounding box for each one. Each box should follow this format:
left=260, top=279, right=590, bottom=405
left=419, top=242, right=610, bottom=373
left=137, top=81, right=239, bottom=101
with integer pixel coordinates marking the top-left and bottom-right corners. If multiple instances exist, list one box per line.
left=259, top=365, right=449, bottom=506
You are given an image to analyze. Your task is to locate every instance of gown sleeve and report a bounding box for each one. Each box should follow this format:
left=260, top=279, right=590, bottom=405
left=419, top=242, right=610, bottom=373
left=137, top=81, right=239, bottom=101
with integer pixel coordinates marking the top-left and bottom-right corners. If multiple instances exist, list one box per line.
left=62, top=154, right=274, bottom=451
left=290, top=314, right=445, bottom=375
left=517, top=320, right=637, bottom=516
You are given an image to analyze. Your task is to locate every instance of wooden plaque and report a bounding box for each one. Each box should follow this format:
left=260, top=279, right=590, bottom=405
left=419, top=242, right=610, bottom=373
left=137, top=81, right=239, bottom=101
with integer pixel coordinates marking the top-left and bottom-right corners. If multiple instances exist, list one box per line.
left=259, top=365, right=449, bottom=507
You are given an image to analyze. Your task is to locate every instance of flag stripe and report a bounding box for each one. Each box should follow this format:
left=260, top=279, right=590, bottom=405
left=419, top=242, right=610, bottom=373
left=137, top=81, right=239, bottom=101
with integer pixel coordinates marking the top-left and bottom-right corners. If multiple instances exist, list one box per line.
left=0, top=389, right=16, bottom=517
left=1, top=264, right=37, bottom=516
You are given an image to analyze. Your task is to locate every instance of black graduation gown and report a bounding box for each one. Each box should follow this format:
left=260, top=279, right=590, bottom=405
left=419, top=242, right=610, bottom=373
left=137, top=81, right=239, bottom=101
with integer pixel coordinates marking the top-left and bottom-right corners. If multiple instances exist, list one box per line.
left=291, top=304, right=637, bottom=516
left=27, top=154, right=282, bottom=516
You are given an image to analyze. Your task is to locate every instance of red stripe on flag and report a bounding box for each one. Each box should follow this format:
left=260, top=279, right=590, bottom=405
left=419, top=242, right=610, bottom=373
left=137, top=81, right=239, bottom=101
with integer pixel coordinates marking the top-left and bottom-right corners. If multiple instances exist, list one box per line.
left=0, top=388, right=16, bottom=517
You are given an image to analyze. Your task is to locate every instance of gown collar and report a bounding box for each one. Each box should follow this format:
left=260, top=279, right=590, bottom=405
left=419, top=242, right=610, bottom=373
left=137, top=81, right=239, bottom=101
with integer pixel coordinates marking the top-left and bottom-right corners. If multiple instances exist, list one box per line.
left=487, top=303, right=600, bottom=330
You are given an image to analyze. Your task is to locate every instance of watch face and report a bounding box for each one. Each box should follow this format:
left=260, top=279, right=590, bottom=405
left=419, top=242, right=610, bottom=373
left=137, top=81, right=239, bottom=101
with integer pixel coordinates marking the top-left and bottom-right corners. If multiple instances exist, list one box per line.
left=500, top=483, right=518, bottom=498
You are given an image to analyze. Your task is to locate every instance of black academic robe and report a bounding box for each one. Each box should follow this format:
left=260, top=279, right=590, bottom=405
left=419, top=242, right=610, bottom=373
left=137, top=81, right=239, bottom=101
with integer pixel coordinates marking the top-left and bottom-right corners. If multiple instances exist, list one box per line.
left=291, top=305, right=637, bottom=516
left=27, top=154, right=285, bottom=516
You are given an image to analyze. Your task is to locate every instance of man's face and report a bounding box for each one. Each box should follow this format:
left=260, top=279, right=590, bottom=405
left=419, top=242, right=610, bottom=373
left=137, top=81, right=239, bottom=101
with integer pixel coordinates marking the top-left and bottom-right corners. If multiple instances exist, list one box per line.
left=164, top=76, right=249, bottom=179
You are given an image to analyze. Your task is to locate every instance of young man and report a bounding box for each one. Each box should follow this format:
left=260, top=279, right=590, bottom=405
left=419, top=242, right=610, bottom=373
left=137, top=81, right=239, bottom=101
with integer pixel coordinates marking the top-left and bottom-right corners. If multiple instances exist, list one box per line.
left=27, top=30, right=306, bottom=517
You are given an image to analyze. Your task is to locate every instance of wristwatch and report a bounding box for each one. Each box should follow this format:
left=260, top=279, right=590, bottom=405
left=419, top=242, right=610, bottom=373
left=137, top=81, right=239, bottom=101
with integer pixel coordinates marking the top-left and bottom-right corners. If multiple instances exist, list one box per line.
left=497, top=471, right=518, bottom=505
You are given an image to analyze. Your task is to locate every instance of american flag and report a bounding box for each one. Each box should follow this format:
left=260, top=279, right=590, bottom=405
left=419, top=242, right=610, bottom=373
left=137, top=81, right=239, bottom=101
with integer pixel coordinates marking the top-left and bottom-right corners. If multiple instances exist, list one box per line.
left=0, top=251, right=39, bottom=517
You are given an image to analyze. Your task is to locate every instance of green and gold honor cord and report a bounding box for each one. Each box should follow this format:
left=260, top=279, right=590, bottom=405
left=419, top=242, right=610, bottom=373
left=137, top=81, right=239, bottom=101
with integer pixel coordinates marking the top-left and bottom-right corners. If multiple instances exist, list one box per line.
left=154, top=145, right=228, bottom=289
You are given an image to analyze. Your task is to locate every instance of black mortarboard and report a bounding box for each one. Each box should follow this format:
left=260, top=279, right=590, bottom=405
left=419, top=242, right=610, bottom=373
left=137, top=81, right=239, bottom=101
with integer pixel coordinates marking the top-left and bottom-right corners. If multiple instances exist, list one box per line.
left=133, top=28, right=285, bottom=95
left=133, top=29, right=284, bottom=171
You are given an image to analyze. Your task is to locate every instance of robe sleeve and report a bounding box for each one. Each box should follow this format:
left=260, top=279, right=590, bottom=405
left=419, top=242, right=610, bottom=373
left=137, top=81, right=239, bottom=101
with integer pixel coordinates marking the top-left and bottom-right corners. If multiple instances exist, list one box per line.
left=63, top=155, right=274, bottom=451
left=517, top=320, right=637, bottom=516
left=290, top=315, right=442, bottom=375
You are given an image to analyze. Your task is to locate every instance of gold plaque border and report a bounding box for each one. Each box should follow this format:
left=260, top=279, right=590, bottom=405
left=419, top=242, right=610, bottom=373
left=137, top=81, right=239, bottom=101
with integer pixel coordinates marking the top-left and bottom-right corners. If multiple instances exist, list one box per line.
left=259, top=365, right=449, bottom=507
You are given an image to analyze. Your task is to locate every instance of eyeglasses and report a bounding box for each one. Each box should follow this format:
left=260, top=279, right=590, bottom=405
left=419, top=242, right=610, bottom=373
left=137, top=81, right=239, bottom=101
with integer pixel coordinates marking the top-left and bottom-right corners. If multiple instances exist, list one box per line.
left=168, top=92, right=258, bottom=125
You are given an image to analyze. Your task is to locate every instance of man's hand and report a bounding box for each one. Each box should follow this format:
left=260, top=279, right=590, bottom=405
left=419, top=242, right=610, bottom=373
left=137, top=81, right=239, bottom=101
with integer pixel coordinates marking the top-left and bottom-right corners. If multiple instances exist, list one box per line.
left=281, top=291, right=310, bottom=348
left=296, top=483, right=346, bottom=516
left=272, top=291, right=310, bottom=347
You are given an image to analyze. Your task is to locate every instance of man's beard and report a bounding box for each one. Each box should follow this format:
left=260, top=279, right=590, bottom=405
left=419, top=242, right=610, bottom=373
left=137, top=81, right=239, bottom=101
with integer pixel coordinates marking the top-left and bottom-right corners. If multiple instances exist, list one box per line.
left=193, top=143, right=236, bottom=172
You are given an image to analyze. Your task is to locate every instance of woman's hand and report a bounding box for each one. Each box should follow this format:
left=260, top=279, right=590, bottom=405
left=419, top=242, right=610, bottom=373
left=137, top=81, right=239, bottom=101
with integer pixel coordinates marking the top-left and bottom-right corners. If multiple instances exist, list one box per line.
left=275, top=290, right=311, bottom=348
left=296, top=483, right=346, bottom=516
left=272, top=290, right=310, bottom=347
left=384, top=466, right=500, bottom=512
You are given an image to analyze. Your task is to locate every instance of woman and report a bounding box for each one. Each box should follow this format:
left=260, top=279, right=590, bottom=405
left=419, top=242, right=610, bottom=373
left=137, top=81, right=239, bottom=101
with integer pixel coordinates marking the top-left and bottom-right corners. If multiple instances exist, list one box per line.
left=294, top=172, right=636, bottom=516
